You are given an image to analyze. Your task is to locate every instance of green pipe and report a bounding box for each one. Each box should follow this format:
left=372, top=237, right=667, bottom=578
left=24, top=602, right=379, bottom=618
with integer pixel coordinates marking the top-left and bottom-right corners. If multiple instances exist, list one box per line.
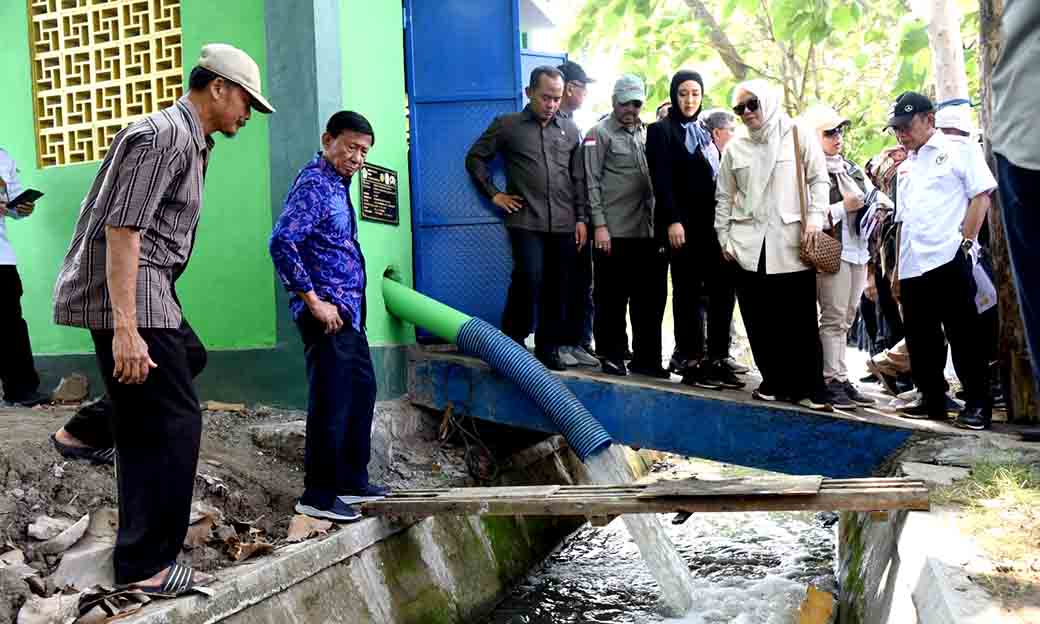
left=382, top=273, right=471, bottom=343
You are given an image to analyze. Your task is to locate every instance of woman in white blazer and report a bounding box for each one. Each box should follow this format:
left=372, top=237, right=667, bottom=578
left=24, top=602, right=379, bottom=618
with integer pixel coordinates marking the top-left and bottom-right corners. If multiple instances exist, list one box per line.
left=714, top=80, right=834, bottom=411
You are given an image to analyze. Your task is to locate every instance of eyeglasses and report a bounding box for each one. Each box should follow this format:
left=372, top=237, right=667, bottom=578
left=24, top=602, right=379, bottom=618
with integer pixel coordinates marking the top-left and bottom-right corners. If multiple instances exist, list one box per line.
left=823, top=126, right=845, bottom=138
left=619, top=100, right=643, bottom=109
left=732, top=98, right=760, bottom=116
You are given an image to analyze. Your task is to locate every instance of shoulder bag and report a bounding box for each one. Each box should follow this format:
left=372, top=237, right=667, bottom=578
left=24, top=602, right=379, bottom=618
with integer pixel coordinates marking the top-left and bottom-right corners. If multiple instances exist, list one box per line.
left=793, top=126, right=842, bottom=274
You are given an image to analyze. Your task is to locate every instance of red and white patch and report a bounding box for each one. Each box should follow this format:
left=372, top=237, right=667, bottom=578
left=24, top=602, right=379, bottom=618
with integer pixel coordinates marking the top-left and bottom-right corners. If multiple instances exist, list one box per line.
left=583, top=135, right=597, bottom=145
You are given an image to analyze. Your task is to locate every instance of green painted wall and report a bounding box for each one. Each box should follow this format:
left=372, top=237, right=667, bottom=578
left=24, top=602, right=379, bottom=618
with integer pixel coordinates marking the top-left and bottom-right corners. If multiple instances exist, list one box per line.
left=0, top=0, right=275, bottom=355
left=341, top=0, right=416, bottom=347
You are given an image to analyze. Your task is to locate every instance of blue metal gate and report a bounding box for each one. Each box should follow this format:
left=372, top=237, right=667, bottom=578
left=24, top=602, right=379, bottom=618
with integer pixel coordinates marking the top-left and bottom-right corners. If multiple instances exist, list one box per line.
left=404, top=0, right=521, bottom=330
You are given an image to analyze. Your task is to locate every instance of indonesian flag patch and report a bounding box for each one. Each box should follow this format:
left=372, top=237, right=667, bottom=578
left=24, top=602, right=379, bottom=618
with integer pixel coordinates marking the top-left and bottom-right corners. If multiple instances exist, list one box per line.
left=583, top=134, right=597, bottom=145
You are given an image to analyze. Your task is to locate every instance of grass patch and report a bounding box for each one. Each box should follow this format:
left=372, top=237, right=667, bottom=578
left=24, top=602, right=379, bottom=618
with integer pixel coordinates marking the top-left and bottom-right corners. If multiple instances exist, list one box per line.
left=932, top=462, right=1040, bottom=613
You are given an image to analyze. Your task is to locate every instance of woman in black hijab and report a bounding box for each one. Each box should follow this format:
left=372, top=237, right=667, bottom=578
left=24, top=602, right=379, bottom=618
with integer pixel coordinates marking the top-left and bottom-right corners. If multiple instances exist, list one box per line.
left=646, top=70, right=744, bottom=390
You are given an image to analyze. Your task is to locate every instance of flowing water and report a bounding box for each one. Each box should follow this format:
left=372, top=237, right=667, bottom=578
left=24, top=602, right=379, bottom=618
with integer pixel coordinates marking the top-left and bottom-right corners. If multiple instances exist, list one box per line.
left=481, top=451, right=838, bottom=623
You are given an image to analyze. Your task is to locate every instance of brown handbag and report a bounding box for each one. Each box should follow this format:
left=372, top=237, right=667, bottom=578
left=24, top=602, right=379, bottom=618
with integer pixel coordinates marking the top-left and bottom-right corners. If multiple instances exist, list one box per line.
left=792, top=126, right=842, bottom=274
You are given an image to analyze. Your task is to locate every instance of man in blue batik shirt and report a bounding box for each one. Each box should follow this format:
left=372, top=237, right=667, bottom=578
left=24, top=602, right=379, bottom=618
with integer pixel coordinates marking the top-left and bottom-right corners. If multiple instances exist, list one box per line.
left=270, top=111, right=385, bottom=522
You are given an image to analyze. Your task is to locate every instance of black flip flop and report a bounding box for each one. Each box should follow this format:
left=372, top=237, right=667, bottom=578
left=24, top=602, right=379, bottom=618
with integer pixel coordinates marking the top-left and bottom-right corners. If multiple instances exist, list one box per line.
left=125, top=563, right=213, bottom=598
left=50, top=433, right=116, bottom=465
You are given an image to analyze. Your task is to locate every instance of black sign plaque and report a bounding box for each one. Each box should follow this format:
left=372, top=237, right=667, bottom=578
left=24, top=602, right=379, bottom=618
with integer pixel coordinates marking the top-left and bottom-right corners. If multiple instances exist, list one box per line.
left=358, top=163, right=399, bottom=225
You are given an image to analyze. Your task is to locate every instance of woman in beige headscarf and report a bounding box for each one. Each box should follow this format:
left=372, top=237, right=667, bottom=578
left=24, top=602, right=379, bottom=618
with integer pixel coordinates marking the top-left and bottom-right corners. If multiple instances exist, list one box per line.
left=715, top=80, right=834, bottom=410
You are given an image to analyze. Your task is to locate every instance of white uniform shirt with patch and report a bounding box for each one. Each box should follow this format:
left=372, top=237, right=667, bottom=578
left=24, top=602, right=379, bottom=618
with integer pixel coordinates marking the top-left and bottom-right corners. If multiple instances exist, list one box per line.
left=895, top=131, right=996, bottom=280
left=0, top=148, right=27, bottom=266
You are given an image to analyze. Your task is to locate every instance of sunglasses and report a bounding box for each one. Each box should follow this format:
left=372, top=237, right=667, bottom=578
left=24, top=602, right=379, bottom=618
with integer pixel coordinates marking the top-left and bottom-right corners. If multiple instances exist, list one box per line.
left=732, top=98, right=760, bottom=116
left=823, top=126, right=845, bottom=138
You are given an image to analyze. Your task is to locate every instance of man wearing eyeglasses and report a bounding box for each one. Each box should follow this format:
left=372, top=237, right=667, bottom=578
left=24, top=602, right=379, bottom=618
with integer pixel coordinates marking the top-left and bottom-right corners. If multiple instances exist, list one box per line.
left=887, top=92, right=996, bottom=429
left=583, top=74, right=658, bottom=377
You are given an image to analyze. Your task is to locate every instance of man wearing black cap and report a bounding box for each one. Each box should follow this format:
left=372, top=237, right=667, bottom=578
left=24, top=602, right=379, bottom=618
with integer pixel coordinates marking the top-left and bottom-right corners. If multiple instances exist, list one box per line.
left=887, top=92, right=996, bottom=429
left=556, top=60, right=599, bottom=368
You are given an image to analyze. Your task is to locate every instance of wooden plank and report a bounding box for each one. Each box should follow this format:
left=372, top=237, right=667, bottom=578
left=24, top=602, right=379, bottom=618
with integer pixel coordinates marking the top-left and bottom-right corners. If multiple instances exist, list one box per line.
left=637, top=475, right=824, bottom=498
left=439, top=485, right=561, bottom=499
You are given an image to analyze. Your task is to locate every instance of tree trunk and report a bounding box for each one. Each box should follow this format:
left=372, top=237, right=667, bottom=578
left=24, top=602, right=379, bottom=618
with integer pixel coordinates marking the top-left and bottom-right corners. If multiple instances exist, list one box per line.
left=926, top=0, right=970, bottom=101
left=683, top=0, right=748, bottom=81
left=978, top=0, right=1039, bottom=423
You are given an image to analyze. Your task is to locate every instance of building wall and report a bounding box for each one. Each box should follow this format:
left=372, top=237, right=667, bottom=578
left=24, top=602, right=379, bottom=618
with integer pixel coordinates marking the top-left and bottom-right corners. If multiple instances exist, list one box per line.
left=342, top=0, right=415, bottom=347
left=0, top=0, right=276, bottom=355
left=3, top=0, right=416, bottom=405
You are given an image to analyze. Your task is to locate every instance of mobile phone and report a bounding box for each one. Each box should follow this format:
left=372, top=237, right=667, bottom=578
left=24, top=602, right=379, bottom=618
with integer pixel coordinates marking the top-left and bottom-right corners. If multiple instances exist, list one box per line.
left=6, top=189, right=44, bottom=208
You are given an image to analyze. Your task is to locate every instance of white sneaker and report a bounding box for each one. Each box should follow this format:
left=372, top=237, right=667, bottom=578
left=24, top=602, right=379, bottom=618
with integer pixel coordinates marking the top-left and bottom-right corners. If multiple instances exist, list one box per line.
left=568, top=345, right=600, bottom=367
left=558, top=348, right=579, bottom=367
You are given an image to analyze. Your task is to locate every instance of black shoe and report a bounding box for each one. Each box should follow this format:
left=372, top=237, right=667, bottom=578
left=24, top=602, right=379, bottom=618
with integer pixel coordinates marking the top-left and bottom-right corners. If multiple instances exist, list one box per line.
left=681, top=362, right=723, bottom=390
left=794, top=387, right=835, bottom=412
left=826, top=380, right=857, bottom=409
left=601, top=359, right=628, bottom=376
left=668, top=353, right=689, bottom=374
left=841, top=380, right=876, bottom=407
left=581, top=343, right=598, bottom=358
left=859, top=373, right=878, bottom=384
left=629, top=363, right=672, bottom=379
left=897, top=398, right=947, bottom=421
left=721, top=357, right=750, bottom=374
left=3, top=390, right=51, bottom=408
left=537, top=351, right=567, bottom=371
left=954, top=406, right=991, bottom=430
left=704, top=360, right=746, bottom=389
left=752, top=382, right=779, bottom=402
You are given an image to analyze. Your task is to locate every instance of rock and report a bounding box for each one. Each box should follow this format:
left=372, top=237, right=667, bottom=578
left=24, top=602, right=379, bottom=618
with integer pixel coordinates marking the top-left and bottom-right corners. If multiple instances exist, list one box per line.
left=51, top=373, right=89, bottom=404
left=15, top=592, right=80, bottom=624
left=35, top=514, right=88, bottom=556
left=49, top=509, right=118, bottom=590
left=249, top=420, right=307, bottom=462
left=0, top=549, right=37, bottom=581
left=49, top=536, right=115, bottom=590
left=901, top=462, right=971, bottom=487
left=27, top=516, right=75, bottom=541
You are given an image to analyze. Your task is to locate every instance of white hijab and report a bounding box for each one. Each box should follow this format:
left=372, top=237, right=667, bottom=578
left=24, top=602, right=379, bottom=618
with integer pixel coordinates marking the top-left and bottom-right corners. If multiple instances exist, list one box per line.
left=734, top=80, right=792, bottom=215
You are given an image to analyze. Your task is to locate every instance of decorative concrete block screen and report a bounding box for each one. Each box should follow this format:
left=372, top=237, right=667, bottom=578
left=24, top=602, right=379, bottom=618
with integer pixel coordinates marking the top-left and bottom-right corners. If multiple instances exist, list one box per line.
left=28, top=0, right=183, bottom=167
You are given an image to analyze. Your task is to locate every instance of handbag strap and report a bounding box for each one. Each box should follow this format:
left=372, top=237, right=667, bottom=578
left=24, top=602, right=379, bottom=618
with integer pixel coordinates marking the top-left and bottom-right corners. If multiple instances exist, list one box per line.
left=792, top=125, right=809, bottom=236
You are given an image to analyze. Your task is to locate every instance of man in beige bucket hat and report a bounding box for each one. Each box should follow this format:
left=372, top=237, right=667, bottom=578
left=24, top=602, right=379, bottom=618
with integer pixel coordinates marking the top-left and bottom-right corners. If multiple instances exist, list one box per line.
left=50, top=43, right=273, bottom=596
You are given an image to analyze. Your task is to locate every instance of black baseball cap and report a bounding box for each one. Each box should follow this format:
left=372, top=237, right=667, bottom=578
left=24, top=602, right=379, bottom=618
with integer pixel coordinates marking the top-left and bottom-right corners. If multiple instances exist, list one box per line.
left=558, top=60, right=594, bottom=85
left=886, top=92, right=934, bottom=128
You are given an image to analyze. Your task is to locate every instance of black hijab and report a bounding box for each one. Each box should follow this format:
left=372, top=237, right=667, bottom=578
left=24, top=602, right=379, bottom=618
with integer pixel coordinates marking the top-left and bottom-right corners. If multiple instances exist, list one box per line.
left=668, top=70, right=705, bottom=123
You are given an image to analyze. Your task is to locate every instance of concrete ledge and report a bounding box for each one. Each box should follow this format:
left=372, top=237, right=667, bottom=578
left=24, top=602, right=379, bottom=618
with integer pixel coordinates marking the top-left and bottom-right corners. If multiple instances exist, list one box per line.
left=123, top=437, right=587, bottom=624
left=410, top=350, right=917, bottom=478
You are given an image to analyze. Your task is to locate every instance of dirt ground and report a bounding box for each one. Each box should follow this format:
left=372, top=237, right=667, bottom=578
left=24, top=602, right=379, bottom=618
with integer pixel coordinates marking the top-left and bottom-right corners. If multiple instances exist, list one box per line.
left=0, top=399, right=487, bottom=621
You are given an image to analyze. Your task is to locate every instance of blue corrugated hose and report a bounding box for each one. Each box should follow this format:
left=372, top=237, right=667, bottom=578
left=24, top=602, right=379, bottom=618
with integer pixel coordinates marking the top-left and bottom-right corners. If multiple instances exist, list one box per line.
left=456, top=318, right=612, bottom=461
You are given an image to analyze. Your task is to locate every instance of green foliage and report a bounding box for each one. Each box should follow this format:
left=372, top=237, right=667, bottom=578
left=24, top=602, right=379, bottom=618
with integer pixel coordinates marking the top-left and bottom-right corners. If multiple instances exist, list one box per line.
left=565, top=0, right=979, bottom=165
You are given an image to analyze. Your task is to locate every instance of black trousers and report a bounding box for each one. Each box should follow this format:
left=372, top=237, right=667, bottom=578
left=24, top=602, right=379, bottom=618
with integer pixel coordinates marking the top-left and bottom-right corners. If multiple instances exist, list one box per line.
left=297, top=311, right=377, bottom=509
left=64, top=322, right=207, bottom=449
left=593, top=238, right=666, bottom=365
left=564, top=240, right=594, bottom=347
left=0, top=265, right=40, bottom=400
left=900, top=254, right=989, bottom=409
left=671, top=244, right=736, bottom=362
left=735, top=256, right=824, bottom=401
left=89, top=320, right=205, bottom=584
left=502, top=228, right=575, bottom=355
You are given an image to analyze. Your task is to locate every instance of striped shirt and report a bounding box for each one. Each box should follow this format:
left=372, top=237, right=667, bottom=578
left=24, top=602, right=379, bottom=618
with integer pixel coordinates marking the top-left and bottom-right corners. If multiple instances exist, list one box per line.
left=53, top=97, right=213, bottom=329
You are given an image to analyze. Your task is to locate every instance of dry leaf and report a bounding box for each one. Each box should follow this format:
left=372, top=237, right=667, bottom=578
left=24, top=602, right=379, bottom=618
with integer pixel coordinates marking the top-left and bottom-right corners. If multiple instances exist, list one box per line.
left=229, top=539, right=274, bottom=562
left=286, top=514, right=332, bottom=543
left=183, top=516, right=215, bottom=548
left=188, top=501, right=224, bottom=525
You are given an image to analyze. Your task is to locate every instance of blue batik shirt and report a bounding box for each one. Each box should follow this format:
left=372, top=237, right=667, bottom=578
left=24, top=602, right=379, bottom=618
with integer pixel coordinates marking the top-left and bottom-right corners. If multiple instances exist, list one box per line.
left=270, top=153, right=367, bottom=331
